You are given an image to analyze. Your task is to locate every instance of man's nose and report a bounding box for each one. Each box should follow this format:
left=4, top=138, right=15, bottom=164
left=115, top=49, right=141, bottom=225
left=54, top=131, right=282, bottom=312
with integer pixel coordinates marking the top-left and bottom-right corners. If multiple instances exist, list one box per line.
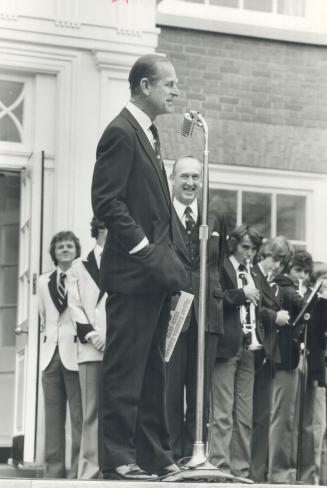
left=172, top=84, right=179, bottom=96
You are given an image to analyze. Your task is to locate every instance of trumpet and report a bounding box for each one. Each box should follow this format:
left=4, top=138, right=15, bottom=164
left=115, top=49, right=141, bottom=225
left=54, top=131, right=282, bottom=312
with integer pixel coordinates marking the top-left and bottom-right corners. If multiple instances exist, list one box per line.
left=239, top=259, right=263, bottom=351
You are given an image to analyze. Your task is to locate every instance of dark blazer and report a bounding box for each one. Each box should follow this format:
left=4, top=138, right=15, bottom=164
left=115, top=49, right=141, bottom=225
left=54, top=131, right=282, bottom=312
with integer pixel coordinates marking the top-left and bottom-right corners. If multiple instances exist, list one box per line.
left=91, top=108, right=186, bottom=294
left=171, top=203, right=226, bottom=334
left=273, top=274, right=304, bottom=370
left=251, top=264, right=281, bottom=363
left=217, top=257, right=263, bottom=358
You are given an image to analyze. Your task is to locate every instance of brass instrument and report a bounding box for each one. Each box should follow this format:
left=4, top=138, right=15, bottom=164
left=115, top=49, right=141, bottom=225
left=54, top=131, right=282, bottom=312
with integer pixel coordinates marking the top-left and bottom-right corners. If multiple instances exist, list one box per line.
left=239, top=259, right=263, bottom=351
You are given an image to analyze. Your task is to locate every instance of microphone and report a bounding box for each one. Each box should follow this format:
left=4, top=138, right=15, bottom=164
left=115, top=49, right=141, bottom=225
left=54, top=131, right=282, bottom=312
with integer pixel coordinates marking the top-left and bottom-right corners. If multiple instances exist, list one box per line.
left=180, top=110, right=199, bottom=137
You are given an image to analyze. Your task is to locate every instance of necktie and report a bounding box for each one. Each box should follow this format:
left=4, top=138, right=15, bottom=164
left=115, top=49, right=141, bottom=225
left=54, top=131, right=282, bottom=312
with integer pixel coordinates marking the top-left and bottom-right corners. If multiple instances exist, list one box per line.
left=57, top=272, right=67, bottom=311
left=149, top=124, right=164, bottom=171
left=184, top=206, right=196, bottom=235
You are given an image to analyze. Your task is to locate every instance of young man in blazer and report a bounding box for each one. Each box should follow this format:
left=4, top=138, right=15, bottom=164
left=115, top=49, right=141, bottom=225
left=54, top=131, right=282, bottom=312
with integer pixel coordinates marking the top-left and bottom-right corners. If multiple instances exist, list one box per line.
left=38, top=231, right=82, bottom=478
left=209, top=224, right=262, bottom=479
left=250, top=237, right=290, bottom=482
left=67, top=218, right=107, bottom=479
left=167, top=156, right=226, bottom=461
left=91, top=54, right=187, bottom=481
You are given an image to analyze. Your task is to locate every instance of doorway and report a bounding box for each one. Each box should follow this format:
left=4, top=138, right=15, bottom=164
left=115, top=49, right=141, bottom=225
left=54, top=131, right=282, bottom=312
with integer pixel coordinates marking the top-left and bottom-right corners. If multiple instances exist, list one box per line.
left=0, top=170, right=20, bottom=460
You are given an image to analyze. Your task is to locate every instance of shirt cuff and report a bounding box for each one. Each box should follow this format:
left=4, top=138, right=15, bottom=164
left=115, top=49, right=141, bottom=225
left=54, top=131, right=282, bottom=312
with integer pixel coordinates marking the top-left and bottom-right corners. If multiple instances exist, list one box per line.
left=129, top=237, right=149, bottom=254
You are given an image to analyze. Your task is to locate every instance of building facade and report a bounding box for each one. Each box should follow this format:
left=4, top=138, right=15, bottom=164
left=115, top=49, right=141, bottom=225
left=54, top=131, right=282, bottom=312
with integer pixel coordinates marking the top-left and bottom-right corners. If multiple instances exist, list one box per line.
left=0, top=0, right=326, bottom=468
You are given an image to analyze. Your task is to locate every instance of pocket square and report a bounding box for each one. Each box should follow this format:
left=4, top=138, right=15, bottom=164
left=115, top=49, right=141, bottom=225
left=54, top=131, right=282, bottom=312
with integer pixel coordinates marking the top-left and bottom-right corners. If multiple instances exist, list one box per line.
left=211, top=231, right=220, bottom=237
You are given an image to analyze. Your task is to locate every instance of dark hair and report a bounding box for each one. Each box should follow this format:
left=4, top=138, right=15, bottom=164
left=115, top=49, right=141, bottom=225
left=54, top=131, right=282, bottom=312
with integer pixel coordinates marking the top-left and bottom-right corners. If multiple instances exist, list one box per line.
left=128, top=54, right=170, bottom=96
left=49, top=231, right=81, bottom=265
left=227, top=224, right=262, bottom=257
left=257, top=236, right=291, bottom=264
left=90, top=217, right=106, bottom=239
left=286, top=249, right=313, bottom=275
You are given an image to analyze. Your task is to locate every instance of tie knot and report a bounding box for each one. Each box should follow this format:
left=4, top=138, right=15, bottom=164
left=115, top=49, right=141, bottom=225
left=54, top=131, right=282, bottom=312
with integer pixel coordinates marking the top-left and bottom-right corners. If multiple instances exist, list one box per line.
left=238, top=264, right=246, bottom=272
left=184, top=206, right=192, bottom=217
left=60, top=272, right=66, bottom=279
left=149, top=123, right=159, bottom=141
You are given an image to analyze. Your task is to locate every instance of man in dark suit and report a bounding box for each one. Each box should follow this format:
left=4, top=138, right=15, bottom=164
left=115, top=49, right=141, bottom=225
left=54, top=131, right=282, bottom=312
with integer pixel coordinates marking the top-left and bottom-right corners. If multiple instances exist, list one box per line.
left=209, top=224, right=262, bottom=479
left=166, top=156, right=226, bottom=461
left=91, top=54, right=187, bottom=481
left=250, top=237, right=291, bottom=482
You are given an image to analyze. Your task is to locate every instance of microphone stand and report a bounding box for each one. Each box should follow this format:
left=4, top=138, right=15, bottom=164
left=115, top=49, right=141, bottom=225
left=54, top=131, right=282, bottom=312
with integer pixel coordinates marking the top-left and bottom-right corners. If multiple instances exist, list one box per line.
left=165, top=112, right=252, bottom=484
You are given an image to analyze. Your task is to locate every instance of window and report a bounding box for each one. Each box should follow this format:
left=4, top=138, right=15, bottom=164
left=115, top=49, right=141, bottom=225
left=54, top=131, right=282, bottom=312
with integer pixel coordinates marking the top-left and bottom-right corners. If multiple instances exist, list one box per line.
left=209, top=187, right=307, bottom=247
left=0, top=81, right=25, bottom=143
left=184, top=0, right=305, bottom=16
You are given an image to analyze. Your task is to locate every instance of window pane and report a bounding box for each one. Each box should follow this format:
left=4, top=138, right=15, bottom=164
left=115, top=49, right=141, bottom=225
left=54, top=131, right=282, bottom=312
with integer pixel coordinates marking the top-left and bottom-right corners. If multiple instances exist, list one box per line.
left=244, top=0, right=272, bottom=12
left=276, top=194, right=306, bottom=241
left=209, top=188, right=237, bottom=234
left=210, top=0, right=239, bottom=7
left=0, top=115, right=21, bottom=142
left=243, top=192, right=271, bottom=238
left=0, top=80, right=23, bottom=107
left=277, top=0, right=305, bottom=16
left=0, top=308, right=16, bottom=347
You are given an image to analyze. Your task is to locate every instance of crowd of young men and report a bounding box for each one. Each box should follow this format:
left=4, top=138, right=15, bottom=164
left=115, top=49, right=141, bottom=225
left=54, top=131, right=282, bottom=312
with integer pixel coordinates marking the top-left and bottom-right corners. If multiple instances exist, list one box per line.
left=37, top=53, right=327, bottom=483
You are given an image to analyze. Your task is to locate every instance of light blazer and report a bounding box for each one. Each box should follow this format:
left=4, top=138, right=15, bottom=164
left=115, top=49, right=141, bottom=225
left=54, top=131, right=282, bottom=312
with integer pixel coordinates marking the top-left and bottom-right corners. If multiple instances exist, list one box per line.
left=91, top=107, right=187, bottom=294
left=171, top=203, right=226, bottom=335
left=67, top=252, right=106, bottom=364
left=38, top=270, right=78, bottom=372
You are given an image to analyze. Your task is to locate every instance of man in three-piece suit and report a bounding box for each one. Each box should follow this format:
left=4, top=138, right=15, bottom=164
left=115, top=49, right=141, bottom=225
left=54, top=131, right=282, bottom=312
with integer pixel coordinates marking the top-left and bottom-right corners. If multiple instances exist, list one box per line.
left=67, top=218, right=107, bottom=479
left=250, top=237, right=290, bottom=482
left=166, top=156, right=226, bottom=461
left=209, top=224, right=262, bottom=479
left=91, top=54, right=187, bottom=481
left=38, top=231, right=82, bottom=478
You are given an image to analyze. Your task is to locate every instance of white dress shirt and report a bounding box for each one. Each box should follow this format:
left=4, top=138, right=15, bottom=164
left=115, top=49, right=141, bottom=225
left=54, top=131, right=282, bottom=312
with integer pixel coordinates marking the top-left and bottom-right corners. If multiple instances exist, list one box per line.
left=93, top=244, right=103, bottom=269
left=173, top=197, right=198, bottom=227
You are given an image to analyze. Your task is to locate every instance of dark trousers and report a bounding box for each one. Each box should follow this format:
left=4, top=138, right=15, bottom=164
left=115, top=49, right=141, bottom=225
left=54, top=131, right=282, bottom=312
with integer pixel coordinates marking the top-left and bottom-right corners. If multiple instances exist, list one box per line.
left=251, top=359, right=274, bottom=482
left=166, top=309, right=219, bottom=461
left=42, top=347, right=82, bottom=478
left=98, top=292, right=174, bottom=473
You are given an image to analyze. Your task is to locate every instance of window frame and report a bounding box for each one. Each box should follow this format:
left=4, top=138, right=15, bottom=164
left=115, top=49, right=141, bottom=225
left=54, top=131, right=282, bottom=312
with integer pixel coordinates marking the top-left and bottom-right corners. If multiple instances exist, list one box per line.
left=0, top=73, right=33, bottom=153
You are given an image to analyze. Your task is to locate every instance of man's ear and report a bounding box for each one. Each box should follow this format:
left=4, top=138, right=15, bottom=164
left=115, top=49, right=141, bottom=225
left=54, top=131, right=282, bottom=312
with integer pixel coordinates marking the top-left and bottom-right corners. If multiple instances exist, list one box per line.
left=139, top=77, right=151, bottom=96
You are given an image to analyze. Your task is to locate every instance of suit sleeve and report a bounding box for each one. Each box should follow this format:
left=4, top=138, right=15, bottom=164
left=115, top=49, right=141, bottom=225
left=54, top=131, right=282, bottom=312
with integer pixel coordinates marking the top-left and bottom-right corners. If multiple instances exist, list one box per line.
left=91, top=124, right=146, bottom=251
left=67, top=264, right=95, bottom=343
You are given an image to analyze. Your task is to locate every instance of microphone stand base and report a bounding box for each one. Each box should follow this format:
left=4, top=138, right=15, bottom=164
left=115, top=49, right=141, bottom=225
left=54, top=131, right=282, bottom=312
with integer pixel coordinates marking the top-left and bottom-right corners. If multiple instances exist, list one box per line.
left=163, top=465, right=253, bottom=483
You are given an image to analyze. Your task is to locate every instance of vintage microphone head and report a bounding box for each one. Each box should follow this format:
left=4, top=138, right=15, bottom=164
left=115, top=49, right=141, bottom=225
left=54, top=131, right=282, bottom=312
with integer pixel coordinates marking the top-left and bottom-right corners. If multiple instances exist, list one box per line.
left=180, top=111, right=199, bottom=137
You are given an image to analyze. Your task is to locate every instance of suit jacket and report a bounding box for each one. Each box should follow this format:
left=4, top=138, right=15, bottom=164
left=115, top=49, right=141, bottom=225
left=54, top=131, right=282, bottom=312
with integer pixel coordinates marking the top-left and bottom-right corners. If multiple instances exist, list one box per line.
left=91, top=107, right=187, bottom=294
left=251, top=264, right=281, bottom=363
left=171, top=203, right=226, bottom=334
left=67, top=251, right=106, bottom=364
left=217, top=257, right=263, bottom=358
left=38, top=270, right=78, bottom=371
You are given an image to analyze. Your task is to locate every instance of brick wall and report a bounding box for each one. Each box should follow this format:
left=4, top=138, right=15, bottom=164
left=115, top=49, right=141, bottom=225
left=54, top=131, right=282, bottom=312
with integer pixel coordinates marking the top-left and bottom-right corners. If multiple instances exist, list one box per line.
left=156, top=26, right=327, bottom=173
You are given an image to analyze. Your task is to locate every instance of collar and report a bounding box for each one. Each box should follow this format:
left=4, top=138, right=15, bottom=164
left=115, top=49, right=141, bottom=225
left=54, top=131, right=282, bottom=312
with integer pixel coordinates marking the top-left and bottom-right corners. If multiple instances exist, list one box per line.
left=258, top=262, right=266, bottom=277
left=173, top=197, right=198, bottom=222
left=125, top=101, right=152, bottom=136
left=93, top=244, right=103, bottom=268
left=229, top=255, right=242, bottom=273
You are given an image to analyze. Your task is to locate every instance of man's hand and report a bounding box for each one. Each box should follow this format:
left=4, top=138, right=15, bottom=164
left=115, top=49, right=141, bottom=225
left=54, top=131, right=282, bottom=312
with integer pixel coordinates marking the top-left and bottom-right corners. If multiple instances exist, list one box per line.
left=243, top=285, right=260, bottom=305
left=276, top=310, right=290, bottom=327
left=87, top=331, right=105, bottom=352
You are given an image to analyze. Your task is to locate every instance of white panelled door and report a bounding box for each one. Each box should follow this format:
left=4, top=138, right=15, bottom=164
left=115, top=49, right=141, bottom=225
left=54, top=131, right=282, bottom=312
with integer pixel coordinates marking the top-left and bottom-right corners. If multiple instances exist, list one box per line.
left=13, top=151, right=43, bottom=463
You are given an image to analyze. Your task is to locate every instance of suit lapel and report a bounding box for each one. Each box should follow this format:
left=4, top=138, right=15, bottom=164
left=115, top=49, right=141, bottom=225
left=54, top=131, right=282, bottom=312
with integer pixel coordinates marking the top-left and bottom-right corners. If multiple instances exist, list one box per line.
left=83, top=251, right=100, bottom=287
left=48, top=270, right=62, bottom=314
left=224, top=257, right=238, bottom=289
left=121, top=108, right=171, bottom=210
left=254, top=265, right=280, bottom=307
left=171, top=206, right=190, bottom=263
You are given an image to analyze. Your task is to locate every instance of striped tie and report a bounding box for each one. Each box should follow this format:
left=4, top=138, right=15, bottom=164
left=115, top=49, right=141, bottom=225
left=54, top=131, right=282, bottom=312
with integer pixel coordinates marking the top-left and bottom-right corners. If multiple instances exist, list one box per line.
left=57, top=272, right=67, bottom=310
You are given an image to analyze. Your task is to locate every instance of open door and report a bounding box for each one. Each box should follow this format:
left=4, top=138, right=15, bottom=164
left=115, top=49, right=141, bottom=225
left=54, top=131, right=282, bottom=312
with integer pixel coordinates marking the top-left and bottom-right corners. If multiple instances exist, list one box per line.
left=13, top=151, right=44, bottom=464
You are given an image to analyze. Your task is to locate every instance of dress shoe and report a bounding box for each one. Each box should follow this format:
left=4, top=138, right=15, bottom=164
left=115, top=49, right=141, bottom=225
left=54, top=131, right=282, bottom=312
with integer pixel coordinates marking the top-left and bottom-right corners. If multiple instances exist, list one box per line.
left=156, top=463, right=181, bottom=478
left=103, top=463, right=158, bottom=481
